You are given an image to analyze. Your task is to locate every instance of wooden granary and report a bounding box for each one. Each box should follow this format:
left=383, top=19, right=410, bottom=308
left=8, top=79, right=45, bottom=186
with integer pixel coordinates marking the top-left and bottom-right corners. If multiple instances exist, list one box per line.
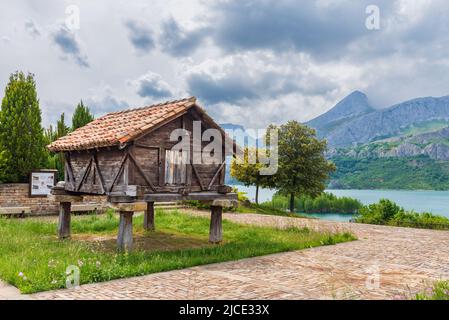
left=48, top=97, right=237, bottom=251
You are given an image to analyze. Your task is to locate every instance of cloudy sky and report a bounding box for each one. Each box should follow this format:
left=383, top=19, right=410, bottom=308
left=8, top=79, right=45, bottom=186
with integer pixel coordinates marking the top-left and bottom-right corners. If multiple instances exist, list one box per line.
left=1, top=0, right=449, bottom=128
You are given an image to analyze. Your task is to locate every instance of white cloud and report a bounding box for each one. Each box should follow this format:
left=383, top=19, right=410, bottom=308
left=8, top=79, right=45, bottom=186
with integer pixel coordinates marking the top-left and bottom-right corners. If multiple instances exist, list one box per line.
left=127, top=71, right=175, bottom=100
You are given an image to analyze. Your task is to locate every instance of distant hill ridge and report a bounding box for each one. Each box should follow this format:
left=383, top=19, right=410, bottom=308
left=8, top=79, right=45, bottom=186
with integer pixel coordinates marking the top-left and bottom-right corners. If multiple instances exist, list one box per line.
left=307, top=91, right=449, bottom=147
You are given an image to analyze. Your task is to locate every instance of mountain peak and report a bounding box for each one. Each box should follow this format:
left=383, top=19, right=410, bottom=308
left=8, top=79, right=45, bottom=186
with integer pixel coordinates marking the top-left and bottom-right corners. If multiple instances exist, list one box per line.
left=337, top=90, right=369, bottom=105
left=345, top=90, right=367, bottom=99
left=307, top=90, right=374, bottom=132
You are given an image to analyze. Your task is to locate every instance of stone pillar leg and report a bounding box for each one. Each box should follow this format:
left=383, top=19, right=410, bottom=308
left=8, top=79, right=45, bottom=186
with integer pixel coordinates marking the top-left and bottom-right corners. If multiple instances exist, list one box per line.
left=144, top=202, right=155, bottom=231
left=58, top=202, right=72, bottom=239
left=209, top=205, right=223, bottom=244
left=117, top=211, right=134, bottom=252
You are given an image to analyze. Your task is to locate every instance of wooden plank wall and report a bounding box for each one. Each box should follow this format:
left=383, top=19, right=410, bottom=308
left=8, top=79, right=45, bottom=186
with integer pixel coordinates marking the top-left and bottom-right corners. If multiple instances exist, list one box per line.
left=65, top=110, right=227, bottom=195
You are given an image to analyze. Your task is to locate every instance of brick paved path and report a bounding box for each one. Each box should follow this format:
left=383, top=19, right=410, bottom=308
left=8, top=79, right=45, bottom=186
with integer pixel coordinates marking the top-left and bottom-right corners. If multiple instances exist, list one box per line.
left=30, top=211, right=449, bottom=300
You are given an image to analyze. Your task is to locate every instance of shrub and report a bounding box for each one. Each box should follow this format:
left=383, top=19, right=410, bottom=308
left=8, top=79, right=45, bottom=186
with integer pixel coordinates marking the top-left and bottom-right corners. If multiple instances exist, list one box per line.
left=261, top=192, right=362, bottom=214
left=355, top=199, right=449, bottom=230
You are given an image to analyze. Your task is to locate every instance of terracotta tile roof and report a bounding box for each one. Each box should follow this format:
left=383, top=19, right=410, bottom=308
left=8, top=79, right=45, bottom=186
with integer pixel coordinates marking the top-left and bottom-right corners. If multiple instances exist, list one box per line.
left=48, top=97, right=198, bottom=152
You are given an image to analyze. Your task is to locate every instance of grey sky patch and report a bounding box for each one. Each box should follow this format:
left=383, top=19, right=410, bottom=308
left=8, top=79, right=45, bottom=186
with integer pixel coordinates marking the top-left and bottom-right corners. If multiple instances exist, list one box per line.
left=125, top=20, right=155, bottom=53
left=86, top=95, right=129, bottom=115
left=24, top=19, right=40, bottom=38
left=51, top=24, right=89, bottom=68
left=188, top=73, right=257, bottom=104
left=159, top=17, right=207, bottom=56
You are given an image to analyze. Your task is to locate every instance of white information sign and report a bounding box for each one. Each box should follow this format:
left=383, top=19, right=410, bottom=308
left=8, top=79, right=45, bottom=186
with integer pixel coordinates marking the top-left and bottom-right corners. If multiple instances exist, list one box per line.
left=30, top=171, right=56, bottom=196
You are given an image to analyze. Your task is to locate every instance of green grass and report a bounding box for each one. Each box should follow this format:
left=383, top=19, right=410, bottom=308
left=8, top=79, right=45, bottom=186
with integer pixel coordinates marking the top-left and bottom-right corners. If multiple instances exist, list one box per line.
left=416, top=281, right=449, bottom=300
left=0, top=210, right=355, bottom=294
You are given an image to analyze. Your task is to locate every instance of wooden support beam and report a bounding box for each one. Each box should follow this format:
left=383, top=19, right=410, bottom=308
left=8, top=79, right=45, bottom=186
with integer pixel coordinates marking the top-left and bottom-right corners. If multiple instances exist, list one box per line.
left=64, top=153, right=76, bottom=190
left=144, top=202, right=155, bottom=231
left=110, top=201, right=146, bottom=212
left=159, top=147, right=165, bottom=187
left=209, top=206, right=223, bottom=244
left=117, top=211, right=134, bottom=252
left=76, top=157, right=93, bottom=192
left=144, top=192, right=238, bottom=202
left=208, top=161, right=226, bottom=190
left=128, top=152, right=156, bottom=191
left=58, top=202, right=71, bottom=239
left=109, top=153, right=129, bottom=193
left=93, top=154, right=107, bottom=195
left=191, top=161, right=205, bottom=191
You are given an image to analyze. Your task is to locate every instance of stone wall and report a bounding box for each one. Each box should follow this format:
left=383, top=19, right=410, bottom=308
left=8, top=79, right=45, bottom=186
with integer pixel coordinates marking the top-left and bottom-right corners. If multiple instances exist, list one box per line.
left=0, top=183, right=107, bottom=215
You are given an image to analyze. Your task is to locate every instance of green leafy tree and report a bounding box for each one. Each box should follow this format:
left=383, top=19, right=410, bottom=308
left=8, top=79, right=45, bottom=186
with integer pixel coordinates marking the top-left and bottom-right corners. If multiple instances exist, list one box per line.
left=231, top=147, right=275, bottom=204
left=0, top=71, right=47, bottom=182
left=72, top=100, right=94, bottom=130
left=271, top=121, right=336, bottom=213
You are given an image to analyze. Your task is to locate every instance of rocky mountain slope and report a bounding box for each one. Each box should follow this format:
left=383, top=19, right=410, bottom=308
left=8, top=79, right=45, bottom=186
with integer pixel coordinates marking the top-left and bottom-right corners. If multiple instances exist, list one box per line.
left=329, top=126, right=449, bottom=161
left=307, top=91, right=449, bottom=147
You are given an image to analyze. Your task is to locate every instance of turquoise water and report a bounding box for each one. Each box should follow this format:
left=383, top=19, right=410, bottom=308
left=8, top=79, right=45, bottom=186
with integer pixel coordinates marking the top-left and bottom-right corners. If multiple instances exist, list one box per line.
left=233, top=186, right=449, bottom=222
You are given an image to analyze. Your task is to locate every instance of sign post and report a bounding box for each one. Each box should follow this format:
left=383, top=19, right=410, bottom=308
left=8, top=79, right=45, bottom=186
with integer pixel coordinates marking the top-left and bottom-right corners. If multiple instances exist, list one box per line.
left=29, top=169, right=58, bottom=197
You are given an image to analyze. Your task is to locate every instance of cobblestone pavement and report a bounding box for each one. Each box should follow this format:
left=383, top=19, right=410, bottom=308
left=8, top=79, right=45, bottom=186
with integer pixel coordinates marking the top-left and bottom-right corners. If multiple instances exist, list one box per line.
left=0, top=280, right=24, bottom=300
left=30, top=210, right=449, bottom=300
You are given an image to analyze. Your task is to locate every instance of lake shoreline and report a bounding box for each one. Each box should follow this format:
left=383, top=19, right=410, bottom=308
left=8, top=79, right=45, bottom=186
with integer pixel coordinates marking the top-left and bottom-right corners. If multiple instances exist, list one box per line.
left=232, top=185, right=449, bottom=221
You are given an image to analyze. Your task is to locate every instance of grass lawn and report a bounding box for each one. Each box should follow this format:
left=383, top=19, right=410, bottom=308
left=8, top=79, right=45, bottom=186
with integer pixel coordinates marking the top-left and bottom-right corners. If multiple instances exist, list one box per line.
left=0, top=209, right=355, bottom=294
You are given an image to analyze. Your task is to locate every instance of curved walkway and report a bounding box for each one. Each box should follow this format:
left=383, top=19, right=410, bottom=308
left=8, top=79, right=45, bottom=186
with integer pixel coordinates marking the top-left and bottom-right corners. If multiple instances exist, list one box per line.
left=29, top=210, right=449, bottom=300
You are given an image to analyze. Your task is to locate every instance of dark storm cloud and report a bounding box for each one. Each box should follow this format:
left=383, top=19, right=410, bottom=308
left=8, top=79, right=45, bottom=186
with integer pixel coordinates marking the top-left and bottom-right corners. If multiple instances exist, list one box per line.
left=206, top=0, right=396, bottom=58
left=188, top=72, right=258, bottom=104
left=186, top=57, right=336, bottom=105
left=52, top=25, right=89, bottom=67
left=125, top=20, right=155, bottom=52
left=159, top=17, right=207, bottom=56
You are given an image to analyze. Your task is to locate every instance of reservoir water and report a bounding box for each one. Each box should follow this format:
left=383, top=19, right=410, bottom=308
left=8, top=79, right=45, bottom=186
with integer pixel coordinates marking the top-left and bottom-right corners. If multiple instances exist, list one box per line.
left=233, top=186, right=449, bottom=222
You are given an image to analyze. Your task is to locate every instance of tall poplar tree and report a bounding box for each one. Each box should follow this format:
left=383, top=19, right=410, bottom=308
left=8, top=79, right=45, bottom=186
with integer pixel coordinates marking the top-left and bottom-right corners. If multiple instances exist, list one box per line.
left=0, top=71, right=47, bottom=182
left=72, top=100, right=94, bottom=130
left=46, top=113, right=70, bottom=180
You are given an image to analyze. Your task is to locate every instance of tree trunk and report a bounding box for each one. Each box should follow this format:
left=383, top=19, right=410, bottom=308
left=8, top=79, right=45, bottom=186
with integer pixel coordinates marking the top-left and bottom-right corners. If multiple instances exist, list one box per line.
left=289, top=193, right=295, bottom=213
left=255, top=184, right=259, bottom=205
